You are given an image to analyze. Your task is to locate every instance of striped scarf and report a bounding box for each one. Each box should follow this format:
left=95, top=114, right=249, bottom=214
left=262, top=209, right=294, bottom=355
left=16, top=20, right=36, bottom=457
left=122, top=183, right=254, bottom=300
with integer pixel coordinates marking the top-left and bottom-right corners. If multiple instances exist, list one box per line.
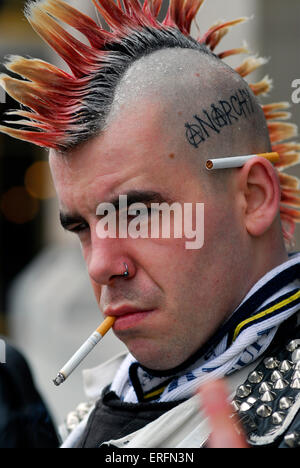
left=110, top=253, right=300, bottom=403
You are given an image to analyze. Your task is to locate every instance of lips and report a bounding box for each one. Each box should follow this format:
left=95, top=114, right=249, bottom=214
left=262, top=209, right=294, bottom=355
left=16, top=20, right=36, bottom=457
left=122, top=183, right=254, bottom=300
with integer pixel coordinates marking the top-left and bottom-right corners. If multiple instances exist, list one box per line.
left=104, top=305, right=155, bottom=331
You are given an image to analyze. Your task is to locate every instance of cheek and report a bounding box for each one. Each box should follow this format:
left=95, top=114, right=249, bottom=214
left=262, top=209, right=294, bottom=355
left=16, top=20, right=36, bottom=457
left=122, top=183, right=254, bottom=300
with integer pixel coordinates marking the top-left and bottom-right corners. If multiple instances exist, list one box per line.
left=90, top=278, right=102, bottom=304
left=203, top=199, right=239, bottom=249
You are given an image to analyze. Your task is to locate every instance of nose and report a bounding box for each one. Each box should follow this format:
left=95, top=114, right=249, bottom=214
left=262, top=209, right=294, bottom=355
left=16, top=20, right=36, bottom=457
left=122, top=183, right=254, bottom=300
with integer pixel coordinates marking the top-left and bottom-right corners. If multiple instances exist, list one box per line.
left=86, top=236, right=135, bottom=286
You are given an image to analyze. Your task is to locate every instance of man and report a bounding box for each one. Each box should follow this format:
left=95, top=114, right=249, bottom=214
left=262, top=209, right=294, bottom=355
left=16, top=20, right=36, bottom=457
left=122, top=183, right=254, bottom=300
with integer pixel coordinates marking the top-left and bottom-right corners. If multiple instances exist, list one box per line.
left=1, top=0, right=300, bottom=448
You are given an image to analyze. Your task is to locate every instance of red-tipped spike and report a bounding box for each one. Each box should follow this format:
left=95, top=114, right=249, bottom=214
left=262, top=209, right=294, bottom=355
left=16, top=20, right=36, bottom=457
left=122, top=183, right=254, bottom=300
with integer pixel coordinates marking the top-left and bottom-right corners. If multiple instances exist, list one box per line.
left=42, top=0, right=114, bottom=47
left=92, top=0, right=137, bottom=31
left=200, top=18, right=247, bottom=50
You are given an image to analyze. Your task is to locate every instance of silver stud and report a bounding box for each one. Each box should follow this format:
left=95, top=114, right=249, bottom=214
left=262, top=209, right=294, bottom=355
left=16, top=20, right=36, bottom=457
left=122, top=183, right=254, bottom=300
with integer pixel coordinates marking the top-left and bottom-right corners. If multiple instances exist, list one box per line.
left=284, top=432, right=300, bottom=448
left=236, top=384, right=252, bottom=398
left=261, top=391, right=276, bottom=402
left=290, top=378, right=300, bottom=389
left=279, top=397, right=294, bottom=410
left=274, top=379, right=289, bottom=390
left=291, top=370, right=300, bottom=381
left=248, top=371, right=263, bottom=384
left=279, top=360, right=293, bottom=374
left=240, top=397, right=257, bottom=412
left=264, top=357, right=280, bottom=369
left=76, top=402, right=93, bottom=419
left=256, top=404, right=272, bottom=418
left=66, top=411, right=80, bottom=432
left=272, top=412, right=285, bottom=425
left=258, top=382, right=272, bottom=394
left=292, top=349, right=300, bottom=363
left=295, top=361, right=300, bottom=370
left=271, top=370, right=283, bottom=382
left=239, top=402, right=252, bottom=412
left=286, top=339, right=300, bottom=352
left=231, top=400, right=241, bottom=413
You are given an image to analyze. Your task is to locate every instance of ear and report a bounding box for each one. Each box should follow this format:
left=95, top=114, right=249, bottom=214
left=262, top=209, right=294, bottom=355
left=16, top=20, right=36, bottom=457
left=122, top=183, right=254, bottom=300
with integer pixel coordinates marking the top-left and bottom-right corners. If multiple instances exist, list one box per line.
left=238, top=157, right=281, bottom=237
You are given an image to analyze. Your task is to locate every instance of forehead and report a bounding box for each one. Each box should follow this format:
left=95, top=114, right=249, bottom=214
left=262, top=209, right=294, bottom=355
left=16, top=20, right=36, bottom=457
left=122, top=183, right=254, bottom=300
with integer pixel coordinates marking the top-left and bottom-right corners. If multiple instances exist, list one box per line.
left=49, top=98, right=197, bottom=212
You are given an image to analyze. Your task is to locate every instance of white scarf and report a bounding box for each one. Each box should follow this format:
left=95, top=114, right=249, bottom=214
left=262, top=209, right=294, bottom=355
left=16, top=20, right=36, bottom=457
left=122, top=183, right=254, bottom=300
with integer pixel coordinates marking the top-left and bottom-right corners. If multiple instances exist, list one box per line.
left=110, top=254, right=300, bottom=403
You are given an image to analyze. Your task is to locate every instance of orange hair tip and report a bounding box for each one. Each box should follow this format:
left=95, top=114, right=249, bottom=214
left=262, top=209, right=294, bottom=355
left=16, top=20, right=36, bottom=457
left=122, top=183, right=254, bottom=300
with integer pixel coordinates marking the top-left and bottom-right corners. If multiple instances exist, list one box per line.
left=278, top=172, right=300, bottom=190
left=250, top=75, right=273, bottom=96
left=262, top=102, right=291, bottom=113
left=281, top=190, right=300, bottom=208
left=235, top=56, right=269, bottom=78
left=268, top=122, right=298, bottom=144
left=275, top=152, right=300, bottom=170
left=218, top=45, right=249, bottom=60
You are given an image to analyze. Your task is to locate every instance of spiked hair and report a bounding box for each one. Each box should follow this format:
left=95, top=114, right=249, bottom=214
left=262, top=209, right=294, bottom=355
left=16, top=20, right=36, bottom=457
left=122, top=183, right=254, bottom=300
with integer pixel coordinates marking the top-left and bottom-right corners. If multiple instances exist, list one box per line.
left=0, top=0, right=300, bottom=241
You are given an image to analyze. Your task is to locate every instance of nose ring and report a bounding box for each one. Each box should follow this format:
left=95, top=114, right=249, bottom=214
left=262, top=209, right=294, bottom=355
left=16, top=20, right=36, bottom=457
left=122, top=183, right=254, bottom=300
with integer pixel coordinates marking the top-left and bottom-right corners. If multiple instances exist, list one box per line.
left=123, top=263, right=129, bottom=278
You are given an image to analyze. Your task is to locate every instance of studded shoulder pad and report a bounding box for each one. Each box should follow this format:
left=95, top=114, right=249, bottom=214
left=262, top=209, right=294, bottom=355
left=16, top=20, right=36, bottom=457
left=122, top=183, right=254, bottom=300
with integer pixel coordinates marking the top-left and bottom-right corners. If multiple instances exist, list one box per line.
left=232, top=330, right=300, bottom=448
left=61, top=401, right=95, bottom=439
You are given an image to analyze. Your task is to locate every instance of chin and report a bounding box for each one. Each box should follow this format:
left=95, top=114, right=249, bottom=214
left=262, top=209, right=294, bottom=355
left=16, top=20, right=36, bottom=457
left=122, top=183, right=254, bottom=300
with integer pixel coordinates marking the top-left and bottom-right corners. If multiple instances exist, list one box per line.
left=127, top=340, right=184, bottom=371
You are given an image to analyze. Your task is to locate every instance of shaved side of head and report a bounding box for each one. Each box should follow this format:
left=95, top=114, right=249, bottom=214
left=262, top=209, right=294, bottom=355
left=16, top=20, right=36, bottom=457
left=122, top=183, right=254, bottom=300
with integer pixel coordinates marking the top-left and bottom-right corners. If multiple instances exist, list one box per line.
left=106, top=47, right=271, bottom=174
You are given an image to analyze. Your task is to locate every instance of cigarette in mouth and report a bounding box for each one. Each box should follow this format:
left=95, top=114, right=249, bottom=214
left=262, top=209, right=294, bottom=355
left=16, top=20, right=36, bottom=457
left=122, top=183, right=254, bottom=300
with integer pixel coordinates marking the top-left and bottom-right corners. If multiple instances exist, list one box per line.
left=53, top=316, right=116, bottom=387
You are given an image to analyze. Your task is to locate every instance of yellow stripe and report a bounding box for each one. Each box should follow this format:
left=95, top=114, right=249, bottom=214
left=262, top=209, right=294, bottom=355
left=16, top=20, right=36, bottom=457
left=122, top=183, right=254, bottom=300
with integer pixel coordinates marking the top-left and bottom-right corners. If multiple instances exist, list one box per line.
left=233, top=290, right=300, bottom=342
left=143, top=386, right=167, bottom=400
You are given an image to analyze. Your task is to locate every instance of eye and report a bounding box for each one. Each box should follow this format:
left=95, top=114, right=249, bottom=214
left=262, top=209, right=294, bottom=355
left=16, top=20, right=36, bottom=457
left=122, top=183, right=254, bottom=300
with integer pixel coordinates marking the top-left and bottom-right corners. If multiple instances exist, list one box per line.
left=68, top=222, right=89, bottom=234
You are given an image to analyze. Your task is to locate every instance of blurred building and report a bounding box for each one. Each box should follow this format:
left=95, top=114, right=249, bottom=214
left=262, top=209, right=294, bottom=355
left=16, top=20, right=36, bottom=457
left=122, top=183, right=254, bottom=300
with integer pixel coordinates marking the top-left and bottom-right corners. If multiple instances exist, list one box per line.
left=0, top=0, right=300, bottom=425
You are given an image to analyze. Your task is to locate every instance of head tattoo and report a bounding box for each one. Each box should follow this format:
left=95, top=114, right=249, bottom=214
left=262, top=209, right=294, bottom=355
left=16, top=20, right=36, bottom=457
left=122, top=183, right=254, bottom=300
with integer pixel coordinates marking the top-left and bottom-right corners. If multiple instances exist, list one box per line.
left=0, top=0, right=300, bottom=241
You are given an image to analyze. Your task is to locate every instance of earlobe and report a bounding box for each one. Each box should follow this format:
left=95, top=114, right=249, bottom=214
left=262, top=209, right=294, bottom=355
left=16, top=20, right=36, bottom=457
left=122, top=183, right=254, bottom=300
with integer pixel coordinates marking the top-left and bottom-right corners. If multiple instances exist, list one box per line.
left=242, top=158, right=281, bottom=237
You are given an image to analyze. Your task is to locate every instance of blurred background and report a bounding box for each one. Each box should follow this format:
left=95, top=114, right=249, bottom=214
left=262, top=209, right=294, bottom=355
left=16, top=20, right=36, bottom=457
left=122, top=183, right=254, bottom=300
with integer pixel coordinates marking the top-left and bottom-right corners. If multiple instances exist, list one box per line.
left=0, top=0, right=300, bottom=428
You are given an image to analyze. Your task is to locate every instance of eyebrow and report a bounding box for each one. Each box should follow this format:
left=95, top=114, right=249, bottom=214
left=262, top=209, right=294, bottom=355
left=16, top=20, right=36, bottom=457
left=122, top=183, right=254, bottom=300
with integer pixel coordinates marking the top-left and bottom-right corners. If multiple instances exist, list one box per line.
left=59, top=190, right=173, bottom=230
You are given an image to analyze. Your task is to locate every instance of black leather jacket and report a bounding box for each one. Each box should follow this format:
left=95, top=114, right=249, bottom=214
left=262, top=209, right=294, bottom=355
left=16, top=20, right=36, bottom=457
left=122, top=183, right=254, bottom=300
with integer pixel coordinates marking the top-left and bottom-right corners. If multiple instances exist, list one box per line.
left=0, top=337, right=59, bottom=448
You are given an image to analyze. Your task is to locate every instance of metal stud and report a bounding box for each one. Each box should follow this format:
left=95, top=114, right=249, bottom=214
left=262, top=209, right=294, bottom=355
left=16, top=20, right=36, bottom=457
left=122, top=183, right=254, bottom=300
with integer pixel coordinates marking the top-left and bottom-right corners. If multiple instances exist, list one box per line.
left=295, top=361, right=300, bottom=370
left=258, top=382, right=272, bottom=394
left=286, top=339, right=300, bottom=352
left=256, top=404, right=272, bottom=418
left=292, top=349, right=300, bottom=363
left=292, top=348, right=300, bottom=363
left=272, top=411, right=285, bottom=425
left=76, top=402, right=93, bottom=419
left=290, top=378, right=300, bottom=389
left=284, top=432, right=300, bottom=448
left=279, top=360, right=293, bottom=374
left=264, top=357, right=280, bottom=369
left=66, top=411, right=80, bottom=432
left=279, top=397, right=294, bottom=410
left=231, top=400, right=241, bottom=413
left=247, top=396, right=258, bottom=406
left=239, top=402, right=252, bottom=412
left=291, top=370, right=300, bottom=381
left=236, top=384, right=252, bottom=398
left=240, top=397, right=257, bottom=412
left=261, top=391, right=276, bottom=402
left=274, top=379, right=289, bottom=390
left=248, top=371, right=263, bottom=384
left=271, top=370, right=283, bottom=382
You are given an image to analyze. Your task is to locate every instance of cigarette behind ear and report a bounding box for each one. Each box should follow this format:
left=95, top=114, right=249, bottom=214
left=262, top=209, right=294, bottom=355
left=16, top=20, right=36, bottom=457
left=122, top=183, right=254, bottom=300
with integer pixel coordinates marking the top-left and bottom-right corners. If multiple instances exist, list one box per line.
left=206, top=152, right=279, bottom=170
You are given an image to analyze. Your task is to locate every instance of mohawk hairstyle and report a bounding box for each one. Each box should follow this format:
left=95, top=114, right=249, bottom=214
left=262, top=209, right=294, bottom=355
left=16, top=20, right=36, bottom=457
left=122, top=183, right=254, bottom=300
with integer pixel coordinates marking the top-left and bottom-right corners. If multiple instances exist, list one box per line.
left=0, top=0, right=300, bottom=241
